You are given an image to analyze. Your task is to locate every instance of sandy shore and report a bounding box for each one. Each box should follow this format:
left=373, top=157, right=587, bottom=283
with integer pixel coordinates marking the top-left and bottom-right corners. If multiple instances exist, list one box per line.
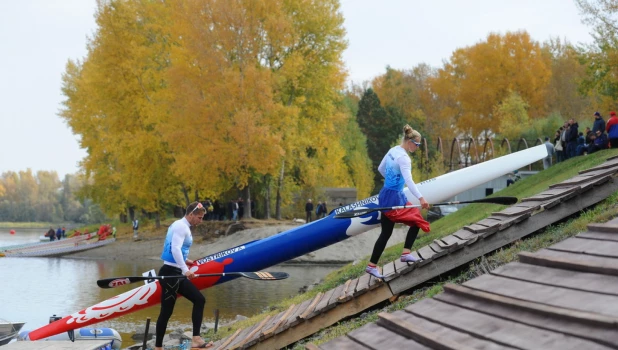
left=68, top=221, right=411, bottom=263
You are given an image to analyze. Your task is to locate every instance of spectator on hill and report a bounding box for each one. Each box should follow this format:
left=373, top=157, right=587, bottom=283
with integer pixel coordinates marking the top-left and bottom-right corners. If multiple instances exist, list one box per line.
left=593, top=111, right=606, bottom=135
left=607, top=111, right=618, bottom=149
left=565, top=119, right=579, bottom=159
left=554, top=129, right=564, bottom=163
left=132, top=218, right=139, bottom=240
left=543, top=137, right=555, bottom=169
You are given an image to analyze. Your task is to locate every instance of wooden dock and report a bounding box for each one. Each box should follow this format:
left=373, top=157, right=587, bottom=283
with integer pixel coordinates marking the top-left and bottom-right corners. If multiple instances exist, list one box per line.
left=311, top=217, right=618, bottom=349
left=2, top=340, right=113, bottom=349
left=211, top=155, right=618, bottom=350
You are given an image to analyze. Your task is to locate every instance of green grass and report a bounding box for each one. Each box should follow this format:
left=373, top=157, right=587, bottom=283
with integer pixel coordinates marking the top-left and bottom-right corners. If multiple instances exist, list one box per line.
left=209, top=149, right=618, bottom=342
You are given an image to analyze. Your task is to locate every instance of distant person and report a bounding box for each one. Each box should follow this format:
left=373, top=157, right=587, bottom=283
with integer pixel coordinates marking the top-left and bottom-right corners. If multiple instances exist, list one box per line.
left=315, top=201, right=323, bottom=218
left=339, top=202, right=343, bottom=207
left=61, top=227, right=66, bottom=238
left=132, top=218, right=139, bottom=240
left=366, top=125, right=430, bottom=279
left=543, top=137, right=555, bottom=169
left=305, top=199, right=314, bottom=223
left=155, top=202, right=212, bottom=350
left=46, top=227, right=55, bottom=241
left=56, top=227, right=62, bottom=241
left=321, top=201, right=328, bottom=218
left=506, top=170, right=521, bottom=187
left=112, top=226, right=117, bottom=238
left=232, top=200, right=239, bottom=222
left=593, top=111, right=606, bottom=135
left=607, top=111, right=618, bottom=148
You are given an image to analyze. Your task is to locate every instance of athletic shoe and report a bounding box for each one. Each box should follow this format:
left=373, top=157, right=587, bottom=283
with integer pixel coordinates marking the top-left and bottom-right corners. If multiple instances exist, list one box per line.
left=365, top=265, right=383, bottom=279
left=400, top=253, right=420, bottom=263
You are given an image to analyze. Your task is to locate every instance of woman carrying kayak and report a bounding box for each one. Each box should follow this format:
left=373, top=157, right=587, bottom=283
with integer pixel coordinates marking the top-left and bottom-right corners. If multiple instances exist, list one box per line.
left=366, top=124, right=431, bottom=278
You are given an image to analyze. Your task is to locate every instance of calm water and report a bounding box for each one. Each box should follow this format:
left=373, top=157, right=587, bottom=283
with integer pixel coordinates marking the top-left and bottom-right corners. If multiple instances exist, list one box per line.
left=0, top=228, right=342, bottom=343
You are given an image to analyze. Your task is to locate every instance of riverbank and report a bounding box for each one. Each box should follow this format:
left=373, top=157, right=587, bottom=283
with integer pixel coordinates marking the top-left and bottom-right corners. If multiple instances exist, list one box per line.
left=67, top=218, right=413, bottom=264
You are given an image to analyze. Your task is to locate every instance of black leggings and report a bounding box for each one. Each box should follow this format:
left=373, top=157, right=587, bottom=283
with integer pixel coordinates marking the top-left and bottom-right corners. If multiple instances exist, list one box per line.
left=370, top=214, right=419, bottom=265
left=155, top=264, right=205, bottom=347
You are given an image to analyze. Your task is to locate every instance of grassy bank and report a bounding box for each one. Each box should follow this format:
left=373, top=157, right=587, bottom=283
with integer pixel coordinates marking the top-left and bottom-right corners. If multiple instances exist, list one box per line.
left=208, top=148, right=618, bottom=343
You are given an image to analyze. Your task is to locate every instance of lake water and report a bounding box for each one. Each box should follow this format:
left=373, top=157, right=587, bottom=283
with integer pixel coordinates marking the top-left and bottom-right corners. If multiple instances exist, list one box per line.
left=0, top=228, right=342, bottom=345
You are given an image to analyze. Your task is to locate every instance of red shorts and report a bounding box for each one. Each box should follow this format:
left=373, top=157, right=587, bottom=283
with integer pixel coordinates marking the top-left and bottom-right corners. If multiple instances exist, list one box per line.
left=384, top=203, right=431, bottom=232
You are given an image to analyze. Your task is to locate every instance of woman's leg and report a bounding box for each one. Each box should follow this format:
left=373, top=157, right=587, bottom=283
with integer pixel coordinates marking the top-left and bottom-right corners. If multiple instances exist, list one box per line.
left=402, top=225, right=420, bottom=253
left=369, top=214, right=395, bottom=265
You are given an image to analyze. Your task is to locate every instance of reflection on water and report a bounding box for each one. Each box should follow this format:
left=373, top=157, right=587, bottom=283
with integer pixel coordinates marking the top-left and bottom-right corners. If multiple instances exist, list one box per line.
left=0, top=228, right=342, bottom=343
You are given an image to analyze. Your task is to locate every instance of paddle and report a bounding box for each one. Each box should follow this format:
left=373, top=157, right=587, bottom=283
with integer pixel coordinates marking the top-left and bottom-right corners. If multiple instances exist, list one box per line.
left=97, top=271, right=289, bottom=289
left=334, top=196, right=518, bottom=219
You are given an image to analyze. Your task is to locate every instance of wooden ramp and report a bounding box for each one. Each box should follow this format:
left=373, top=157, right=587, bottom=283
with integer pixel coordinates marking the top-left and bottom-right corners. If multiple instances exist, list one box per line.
left=2, top=340, right=114, bottom=349
left=212, top=155, right=618, bottom=350
left=312, top=218, right=618, bottom=350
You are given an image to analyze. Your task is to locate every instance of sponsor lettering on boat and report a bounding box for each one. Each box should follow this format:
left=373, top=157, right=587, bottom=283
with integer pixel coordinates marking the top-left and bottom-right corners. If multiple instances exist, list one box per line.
left=109, top=278, right=130, bottom=288
left=195, top=246, right=246, bottom=265
left=334, top=195, right=379, bottom=216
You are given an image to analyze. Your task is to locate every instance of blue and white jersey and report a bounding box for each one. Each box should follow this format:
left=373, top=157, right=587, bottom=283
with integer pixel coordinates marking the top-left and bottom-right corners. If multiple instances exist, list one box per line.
left=161, top=217, right=193, bottom=274
left=378, top=146, right=423, bottom=206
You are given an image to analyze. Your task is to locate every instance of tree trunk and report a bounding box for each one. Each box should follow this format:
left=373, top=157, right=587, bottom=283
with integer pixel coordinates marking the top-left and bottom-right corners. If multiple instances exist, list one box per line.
left=155, top=212, right=161, bottom=228
left=194, top=190, right=199, bottom=202
left=264, top=175, right=271, bottom=220
left=129, top=207, right=135, bottom=222
left=275, top=160, right=285, bottom=220
left=181, top=184, right=190, bottom=207
left=243, top=186, right=252, bottom=219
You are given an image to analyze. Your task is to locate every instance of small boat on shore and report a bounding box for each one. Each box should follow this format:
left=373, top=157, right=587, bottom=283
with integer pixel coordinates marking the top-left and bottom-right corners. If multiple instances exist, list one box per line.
left=0, top=236, right=115, bottom=258
left=0, top=320, right=25, bottom=346
left=18, top=327, right=121, bottom=349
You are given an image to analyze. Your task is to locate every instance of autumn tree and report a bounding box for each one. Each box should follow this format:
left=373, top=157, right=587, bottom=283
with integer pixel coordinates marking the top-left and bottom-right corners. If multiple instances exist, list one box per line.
left=432, top=31, right=551, bottom=139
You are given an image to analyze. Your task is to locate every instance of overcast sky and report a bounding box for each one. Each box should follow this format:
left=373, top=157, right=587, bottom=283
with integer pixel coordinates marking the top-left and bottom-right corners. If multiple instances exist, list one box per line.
left=0, top=0, right=595, bottom=178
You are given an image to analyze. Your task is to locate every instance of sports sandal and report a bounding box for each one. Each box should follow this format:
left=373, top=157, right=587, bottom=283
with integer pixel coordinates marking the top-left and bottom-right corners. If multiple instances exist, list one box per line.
left=191, top=342, right=214, bottom=349
left=400, top=253, right=420, bottom=263
left=365, top=265, right=383, bottom=279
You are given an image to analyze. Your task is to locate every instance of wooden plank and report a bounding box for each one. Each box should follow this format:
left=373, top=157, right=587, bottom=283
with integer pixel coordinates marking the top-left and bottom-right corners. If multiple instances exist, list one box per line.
left=260, top=305, right=296, bottom=339
left=550, top=174, right=606, bottom=188
left=383, top=310, right=516, bottom=350
left=382, top=261, right=397, bottom=281
left=393, top=257, right=415, bottom=276
left=317, top=336, right=372, bottom=350
left=463, top=274, right=618, bottom=319
left=578, top=231, right=618, bottom=242
left=339, top=278, right=358, bottom=302
left=441, top=235, right=471, bottom=247
left=353, top=273, right=371, bottom=297
left=299, top=292, right=327, bottom=320
left=377, top=312, right=477, bottom=350
left=347, top=322, right=433, bottom=350
left=305, top=344, right=322, bottom=350
left=310, top=287, right=337, bottom=316
left=281, top=298, right=314, bottom=331
left=253, top=285, right=393, bottom=350
left=491, top=262, right=618, bottom=296
left=233, top=315, right=273, bottom=348
left=215, top=328, right=242, bottom=350
left=522, top=186, right=578, bottom=201
left=416, top=245, right=436, bottom=261
left=579, top=158, right=618, bottom=174
left=491, top=205, right=535, bottom=217
left=407, top=298, right=610, bottom=350
left=476, top=217, right=502, bottom=228
left=512, top=200, right=544, bottom=209
left=428, top=242, right=449, bottom=257
left=451, top=229, right=477, bottom=241
left=548, top=236, right=618, bottom=258
left=587, top=222, right=618, bottom=234
left=225, top=322, right=261, bottom=349
left=438, top=284, right=618, bottom=348
left=487, top=213, right=531, bottom=231
left=462, top=224, right=496, bottom=238
left=519, top=249, right=618, bottom=276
